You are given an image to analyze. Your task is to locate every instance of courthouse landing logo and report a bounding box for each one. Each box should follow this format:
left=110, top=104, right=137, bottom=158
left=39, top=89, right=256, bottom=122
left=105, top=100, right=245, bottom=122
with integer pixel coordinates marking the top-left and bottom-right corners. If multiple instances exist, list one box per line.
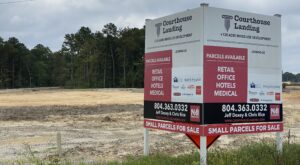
left=221, top=14, right=270, bottom=33
left=222, top=15, right=233, bottom=32
left=154, top=15, right=192, bottom=38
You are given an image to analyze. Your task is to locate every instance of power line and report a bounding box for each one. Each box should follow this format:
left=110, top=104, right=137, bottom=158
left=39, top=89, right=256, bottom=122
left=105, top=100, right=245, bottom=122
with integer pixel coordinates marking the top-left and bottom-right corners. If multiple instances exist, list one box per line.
left=0, top=0, right=35, bottom=5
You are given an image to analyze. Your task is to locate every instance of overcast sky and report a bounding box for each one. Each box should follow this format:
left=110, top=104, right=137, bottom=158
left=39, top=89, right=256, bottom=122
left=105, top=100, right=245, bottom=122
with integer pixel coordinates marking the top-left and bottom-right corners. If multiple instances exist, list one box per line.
left=0, top=0, right=299, bottom=73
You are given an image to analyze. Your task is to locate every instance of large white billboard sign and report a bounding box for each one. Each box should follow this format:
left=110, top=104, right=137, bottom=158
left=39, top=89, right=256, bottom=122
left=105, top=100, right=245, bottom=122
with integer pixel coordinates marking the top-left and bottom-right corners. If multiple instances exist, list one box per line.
left=144, top=6, right=282, bottom=134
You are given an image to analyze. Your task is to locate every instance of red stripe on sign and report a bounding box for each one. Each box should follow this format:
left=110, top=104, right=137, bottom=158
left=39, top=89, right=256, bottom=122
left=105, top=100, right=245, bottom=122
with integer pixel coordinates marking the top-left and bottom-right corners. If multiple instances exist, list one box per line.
left=145, top=50, right=172, bottom=67
left=144, top=119, right=202, bottom=135
left=144, top=50, right=172, bottom=101
left=144, top=119, right=220, bottom=149
left=204, top=123, right=283, bottom=136
left=203, top=45, right=248, bottom=103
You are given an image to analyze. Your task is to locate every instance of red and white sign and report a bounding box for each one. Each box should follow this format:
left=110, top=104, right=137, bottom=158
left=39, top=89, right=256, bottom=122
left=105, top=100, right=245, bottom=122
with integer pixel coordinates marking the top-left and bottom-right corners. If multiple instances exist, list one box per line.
left=144, top=119, right=283, bottom=136
left=144, top=50, right=172, bottom=101
left=144, top=119, right=201, bottom=135
left=270, top=104, right=280, bottom=120
left=205, top=123, right=283, bottom=136
left=190, top=105, right=201, bottom=122
left=204, top=46, right=248, bottom=103
left=144, top=5, right=282, bottom=142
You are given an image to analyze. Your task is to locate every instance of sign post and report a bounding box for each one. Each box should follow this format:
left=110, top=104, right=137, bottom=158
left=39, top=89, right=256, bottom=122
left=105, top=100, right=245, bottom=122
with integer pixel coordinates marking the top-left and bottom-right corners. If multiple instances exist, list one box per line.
left=144, top=128, right=150, bottom=156
left=144, top=4, right=282, bottom=164
left=200, top=135, right=207, bottom=165
left=276, top=132, right=283, bottom=154
left=273, top=13, right=283, bottom=156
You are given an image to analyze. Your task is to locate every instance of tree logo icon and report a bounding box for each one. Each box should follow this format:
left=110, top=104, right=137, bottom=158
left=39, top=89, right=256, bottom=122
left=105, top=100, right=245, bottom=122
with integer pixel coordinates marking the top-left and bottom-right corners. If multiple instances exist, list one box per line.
left=155, top=23, right=162, bottom=37
left=222, top=15, right=233, bottom=32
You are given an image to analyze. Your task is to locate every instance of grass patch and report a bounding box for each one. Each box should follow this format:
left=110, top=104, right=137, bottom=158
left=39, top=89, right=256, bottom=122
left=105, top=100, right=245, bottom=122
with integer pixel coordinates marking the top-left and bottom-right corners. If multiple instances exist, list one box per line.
left=207, top=143, right=300, bottom=165
left=19, top=142, right=300, bottom=165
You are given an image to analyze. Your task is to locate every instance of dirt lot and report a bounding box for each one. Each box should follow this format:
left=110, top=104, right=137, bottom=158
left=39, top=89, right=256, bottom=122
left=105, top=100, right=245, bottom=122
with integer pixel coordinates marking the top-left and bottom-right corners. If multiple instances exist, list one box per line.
left=0, top=88, right=299, bottom=163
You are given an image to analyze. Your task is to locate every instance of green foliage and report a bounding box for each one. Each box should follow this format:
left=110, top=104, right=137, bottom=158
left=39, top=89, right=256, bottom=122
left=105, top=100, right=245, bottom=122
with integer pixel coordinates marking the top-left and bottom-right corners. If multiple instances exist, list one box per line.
left=18, top=143, right=300, bottom=165
left=208, top=142, right=300, bottom=165
left=1, top=24, right=298, bottom=89
left=0, top=23, right=145, bottom=89
left=112, top=143, right=300, bottom=165
left=282, top=72, right=300, bottom=82
left=3, top=25, right=299, bottom=90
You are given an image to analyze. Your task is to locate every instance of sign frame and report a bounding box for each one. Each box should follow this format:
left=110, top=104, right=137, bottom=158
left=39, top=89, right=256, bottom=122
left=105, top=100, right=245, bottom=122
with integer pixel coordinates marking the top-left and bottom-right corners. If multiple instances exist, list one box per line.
left=143, top=4, right=283, bottom=165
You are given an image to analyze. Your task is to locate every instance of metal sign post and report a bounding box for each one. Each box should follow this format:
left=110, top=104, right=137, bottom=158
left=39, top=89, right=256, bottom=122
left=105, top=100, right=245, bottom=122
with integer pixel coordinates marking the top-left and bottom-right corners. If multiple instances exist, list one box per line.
left=276, top=132, right=283, bottom=154
left=274, top=13, right=283, bottom=157
left=144, top=128, right=150, bottom=156
left=200, top=136, right=207, bottom=165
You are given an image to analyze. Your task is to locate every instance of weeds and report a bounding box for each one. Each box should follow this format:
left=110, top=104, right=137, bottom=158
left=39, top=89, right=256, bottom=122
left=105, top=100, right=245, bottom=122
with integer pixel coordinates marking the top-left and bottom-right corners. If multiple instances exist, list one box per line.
left=18, top=142, right=299, bottom=165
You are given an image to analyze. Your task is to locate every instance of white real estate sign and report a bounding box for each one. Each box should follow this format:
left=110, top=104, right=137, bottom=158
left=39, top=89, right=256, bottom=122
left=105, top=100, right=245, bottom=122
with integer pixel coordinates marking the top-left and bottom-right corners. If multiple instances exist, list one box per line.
left=144, top=6, right=282, bottom=130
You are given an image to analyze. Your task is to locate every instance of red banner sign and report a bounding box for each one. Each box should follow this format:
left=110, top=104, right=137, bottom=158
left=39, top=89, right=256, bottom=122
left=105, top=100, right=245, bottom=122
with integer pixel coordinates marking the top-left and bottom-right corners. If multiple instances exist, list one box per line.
left=205, top=123, right=283, bottom=136
left=144, top=50, right=172, bottom=101
left=144, top=119, right=283, bottom=136
left=204, top=46, right=248, bottom=103
left=144, top=119, right=201, bottom=135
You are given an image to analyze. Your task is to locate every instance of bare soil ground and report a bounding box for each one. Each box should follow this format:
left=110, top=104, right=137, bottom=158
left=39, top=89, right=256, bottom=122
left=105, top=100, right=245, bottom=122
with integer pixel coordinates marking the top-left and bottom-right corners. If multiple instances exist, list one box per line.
left=0, top=88, right=298, bottom=163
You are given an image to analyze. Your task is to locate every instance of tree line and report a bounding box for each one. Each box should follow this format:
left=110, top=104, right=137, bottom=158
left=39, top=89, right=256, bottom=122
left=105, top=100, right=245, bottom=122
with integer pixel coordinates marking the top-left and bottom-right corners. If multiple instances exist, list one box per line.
left=0, top=23, right=144, bottom=89
left=282, top=72, right=300, bottom=82
left=0, top=23, right=299, bottom=89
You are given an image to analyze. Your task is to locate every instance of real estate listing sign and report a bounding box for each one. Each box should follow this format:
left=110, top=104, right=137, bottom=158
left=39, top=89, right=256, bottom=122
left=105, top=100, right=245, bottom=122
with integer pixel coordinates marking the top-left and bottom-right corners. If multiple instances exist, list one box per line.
left=144, top=8, right=204, bottom=125
left=202, top=7, right=282, bottom=124
left=144, top=6, right=282, bottom=135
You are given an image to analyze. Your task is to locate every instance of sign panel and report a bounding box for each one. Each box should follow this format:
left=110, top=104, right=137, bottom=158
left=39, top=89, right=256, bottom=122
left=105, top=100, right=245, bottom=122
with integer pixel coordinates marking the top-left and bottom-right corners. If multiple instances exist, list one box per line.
left=203, top=45, right=248, bottom=103
left=144, top=101, right=202, bottom=123
left=203, top=7, right=282, bottom=124
left=204, top=103, right=282, bottom=124
left=144, top=119, right=201, bottom=135
left=144, top=6, right=282, bottom=132
left=205, top=123, right=283, bottom=136
left=144, top=119, right=220, bottom=148
left=144, top=7, right=204, bottom=124
left=144, top=50, right=172, bottom=102
left=145, top=119, right=283, bottom=136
